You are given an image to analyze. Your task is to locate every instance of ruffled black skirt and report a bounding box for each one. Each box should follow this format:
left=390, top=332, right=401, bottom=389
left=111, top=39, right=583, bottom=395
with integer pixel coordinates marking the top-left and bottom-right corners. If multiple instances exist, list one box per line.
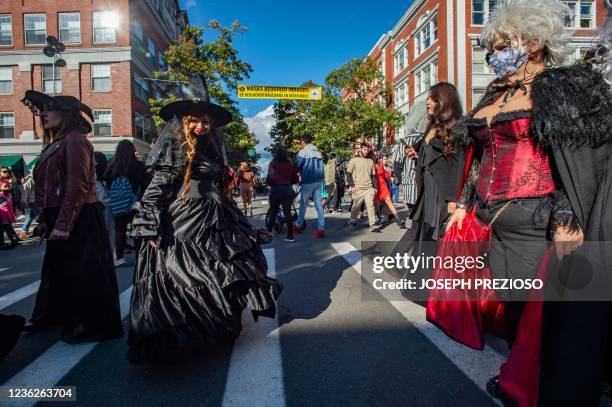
left=127, top=197, right=282, bottom=363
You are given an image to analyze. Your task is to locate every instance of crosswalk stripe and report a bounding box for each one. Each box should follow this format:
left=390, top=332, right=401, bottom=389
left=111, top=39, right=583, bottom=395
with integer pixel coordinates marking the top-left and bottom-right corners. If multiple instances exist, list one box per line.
left=221, top=248, right=285, bottom=407
left=0, top=281, right=41, bottom=312
left=1, top=286, right=133, bottom=406
left=331, top=241, right=505, bottom=403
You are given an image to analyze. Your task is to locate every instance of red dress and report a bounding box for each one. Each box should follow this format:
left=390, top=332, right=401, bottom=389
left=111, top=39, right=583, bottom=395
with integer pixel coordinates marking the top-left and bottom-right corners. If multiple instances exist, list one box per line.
left=374, top=163, right=390, bottom=201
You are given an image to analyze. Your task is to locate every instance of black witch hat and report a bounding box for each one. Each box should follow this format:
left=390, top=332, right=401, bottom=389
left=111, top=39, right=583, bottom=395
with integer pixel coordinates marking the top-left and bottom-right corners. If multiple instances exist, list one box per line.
left=159, top=75, right=232, bottom=127
left=21, top=90, right=94, bottom=133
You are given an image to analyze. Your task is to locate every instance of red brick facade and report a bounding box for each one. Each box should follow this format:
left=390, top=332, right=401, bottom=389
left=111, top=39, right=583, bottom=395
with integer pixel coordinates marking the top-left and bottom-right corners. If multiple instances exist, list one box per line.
left=0, top=0, right=187, bottom=158
left=364, top=0, right=608, bottom=145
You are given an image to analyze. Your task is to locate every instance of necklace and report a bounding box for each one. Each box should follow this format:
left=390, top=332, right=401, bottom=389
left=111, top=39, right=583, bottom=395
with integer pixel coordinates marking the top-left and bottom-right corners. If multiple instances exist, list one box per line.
left=498, top=61, right=542, bottom=108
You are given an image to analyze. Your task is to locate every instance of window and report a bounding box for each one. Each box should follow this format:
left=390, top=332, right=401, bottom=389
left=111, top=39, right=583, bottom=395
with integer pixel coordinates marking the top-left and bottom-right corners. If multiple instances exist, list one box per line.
left=135, top=113, right=152, bottom=142
left=93, top=11, right=117, bottom=43
left=0, top=113, right=14, bottom=138
left=0, top=15, right=12, bottom=46
left=147, top=39, right=156, bottom=65
left=91, top=64, right=111, bottom=91
left=414, top=13, right=438, bottom=57
left=472, top=45, right=489, bottom=73
left=59, top=12, right=80, bottom=44
left=0, top=67, right=12, bottom=94
left=394, top=46, right=407, bottom=74
left=42, top=65, right=61, bottom=94
left=132, top=20, right=144, bottom=45
left=158, top=52, right=165, bottom=70
left=134, top=73, right=149, bottom=101
left=415, top=61, right=438, bottom=95
left=93, top=110, right=112, bottom=136
left=472, top=0, right=497, bottom=25
left=562, top=1, right=595, bottom=29
left=24, top=14, right=46, bottom=45
left=394, top=82, right=408, bottom=107
left=472, top=89, right=486, bottom=108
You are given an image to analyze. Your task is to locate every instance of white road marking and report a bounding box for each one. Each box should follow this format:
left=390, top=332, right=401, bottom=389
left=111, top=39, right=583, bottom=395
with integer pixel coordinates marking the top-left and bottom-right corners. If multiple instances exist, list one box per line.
left=0, top=281, right=40, bottom=311
left=221, top=248, right=285, bottom=407
left=1, top=286, right=133, bottom=407
left=0, top=267, right=9, bottom=273
left=331, top=241, right=505, bottom=402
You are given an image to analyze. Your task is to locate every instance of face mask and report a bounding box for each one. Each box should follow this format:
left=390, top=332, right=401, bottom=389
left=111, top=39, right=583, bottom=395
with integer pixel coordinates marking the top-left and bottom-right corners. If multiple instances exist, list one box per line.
left=487, top=47, right=528, bottom=80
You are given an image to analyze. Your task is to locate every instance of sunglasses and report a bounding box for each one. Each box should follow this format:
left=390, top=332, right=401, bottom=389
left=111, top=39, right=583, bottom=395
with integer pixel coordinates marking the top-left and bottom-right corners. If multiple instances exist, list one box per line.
left=484, top=39, right=512, bottom=64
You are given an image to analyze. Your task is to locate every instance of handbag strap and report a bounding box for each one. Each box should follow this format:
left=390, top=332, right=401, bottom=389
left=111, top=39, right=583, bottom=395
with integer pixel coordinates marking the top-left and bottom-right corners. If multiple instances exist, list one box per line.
left=487, top=200, right=513, bottom=227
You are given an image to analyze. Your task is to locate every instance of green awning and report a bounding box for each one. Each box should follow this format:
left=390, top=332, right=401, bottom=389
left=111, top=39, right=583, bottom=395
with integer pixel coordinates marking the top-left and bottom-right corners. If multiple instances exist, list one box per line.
left=105, top=153, right=114, bottom=160
left=0, top=155, right=23, bottom=168
left=27, top=156, right=39, bottom=169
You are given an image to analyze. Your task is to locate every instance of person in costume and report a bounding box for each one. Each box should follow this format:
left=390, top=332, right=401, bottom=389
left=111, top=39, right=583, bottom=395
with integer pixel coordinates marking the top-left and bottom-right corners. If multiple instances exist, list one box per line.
left=20, top=90, right=123, bottom=343
left=444, top=0, right=612, bottom=405
left=408, top=82, right=464, bottom=245
left=127, top=78, right=282, bottom=363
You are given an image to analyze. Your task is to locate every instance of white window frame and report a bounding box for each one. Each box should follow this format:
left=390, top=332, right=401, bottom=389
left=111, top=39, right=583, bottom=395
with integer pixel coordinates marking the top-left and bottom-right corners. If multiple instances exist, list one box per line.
left=562, top=1, right=595, bottom=29
left=42, top=65, right=62, bottom=94
left=0, top=112, right=15, bottom=138
left=414, top=60, right=438, bottom=96
left=472, top=45, right=491, bottom=74
left=472, top=89, right=486, bottom=109
left=471, top=0, right=497, bottom=26
left=0, top=67, right=13, bottom=95
left=92, top=11, right=117, bottom=44
left=0, top=15, right=13, bottom=46
left=93, top=109, right=112, bottom=137
left=394, top=81, right=409, bottom=108
left=91, top=64, right=112, bottom=92
left=135, top=112, right=152, bottom=142
left=24, top=14, right=47, bottom=46
left=414, top=12, right=438, bottom=58
left=58, top=12, right=81, bottom=44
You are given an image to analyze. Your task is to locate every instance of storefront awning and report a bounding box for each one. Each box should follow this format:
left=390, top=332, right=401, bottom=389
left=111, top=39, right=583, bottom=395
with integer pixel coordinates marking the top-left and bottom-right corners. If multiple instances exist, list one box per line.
left=0, top=155, right=24, bottom=169
left=105, top=153, right=114, bottom=160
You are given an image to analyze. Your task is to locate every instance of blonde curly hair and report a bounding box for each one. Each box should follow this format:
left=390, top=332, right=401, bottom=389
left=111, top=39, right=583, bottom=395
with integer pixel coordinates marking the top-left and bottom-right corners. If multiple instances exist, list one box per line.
left=480, top=0, right=574, bottom=66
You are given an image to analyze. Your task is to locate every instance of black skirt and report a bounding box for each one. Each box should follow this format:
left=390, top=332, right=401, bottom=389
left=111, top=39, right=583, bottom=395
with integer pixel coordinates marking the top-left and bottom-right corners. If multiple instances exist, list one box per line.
left=31, top=203, right=123, bottom=343
left=127, top=194, right=282, bottom=363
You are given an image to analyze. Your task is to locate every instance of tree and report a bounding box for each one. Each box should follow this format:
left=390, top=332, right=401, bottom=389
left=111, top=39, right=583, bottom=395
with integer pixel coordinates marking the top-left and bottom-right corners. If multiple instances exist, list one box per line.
left=268, top=57, right=403, bottom=159
left=149, top=21, right=259, bottom=167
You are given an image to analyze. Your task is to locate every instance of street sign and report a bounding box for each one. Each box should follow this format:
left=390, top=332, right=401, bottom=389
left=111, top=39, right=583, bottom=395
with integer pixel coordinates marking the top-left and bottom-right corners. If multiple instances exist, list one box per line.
left=237, top=85, right=322, bottom=100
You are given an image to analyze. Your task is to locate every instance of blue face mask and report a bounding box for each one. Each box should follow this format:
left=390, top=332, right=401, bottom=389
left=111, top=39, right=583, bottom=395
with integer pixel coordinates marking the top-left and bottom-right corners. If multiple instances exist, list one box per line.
left=487, top=47, right=528, bottom=80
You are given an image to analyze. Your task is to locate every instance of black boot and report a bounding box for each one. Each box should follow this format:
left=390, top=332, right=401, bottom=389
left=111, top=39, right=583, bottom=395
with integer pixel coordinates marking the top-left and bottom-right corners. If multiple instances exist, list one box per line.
left=394, top=216, right=406, bottom=229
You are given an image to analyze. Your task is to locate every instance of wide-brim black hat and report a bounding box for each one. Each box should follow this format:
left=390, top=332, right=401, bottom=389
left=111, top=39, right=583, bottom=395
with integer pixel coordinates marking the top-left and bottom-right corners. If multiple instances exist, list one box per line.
left=21, top=90, right=94, bottom=133
left=159, top=99, right=232, bottom=127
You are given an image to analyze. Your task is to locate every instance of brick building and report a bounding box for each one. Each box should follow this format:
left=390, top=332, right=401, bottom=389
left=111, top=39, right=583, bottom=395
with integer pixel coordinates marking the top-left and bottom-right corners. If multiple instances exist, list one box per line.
left=0, top=0, right=188, bottom=171
left=365, top=0, right=608, bottom=146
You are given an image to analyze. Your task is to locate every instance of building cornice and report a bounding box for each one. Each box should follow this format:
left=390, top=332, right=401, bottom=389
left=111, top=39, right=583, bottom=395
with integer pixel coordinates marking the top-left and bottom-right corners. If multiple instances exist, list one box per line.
left=389, top=0, right=430, bottom=39
left=0, top=47, right=132, bottom=71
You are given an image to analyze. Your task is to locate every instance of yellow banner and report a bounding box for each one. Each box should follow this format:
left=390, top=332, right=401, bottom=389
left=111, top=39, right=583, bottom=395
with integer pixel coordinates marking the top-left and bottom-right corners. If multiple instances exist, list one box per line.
left=237, top=85, right=322, bottom=100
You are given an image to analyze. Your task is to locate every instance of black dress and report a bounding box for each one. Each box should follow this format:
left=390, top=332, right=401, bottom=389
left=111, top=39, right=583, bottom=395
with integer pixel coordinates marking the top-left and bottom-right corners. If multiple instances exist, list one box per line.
left=127, top=130, right=282, bottom=363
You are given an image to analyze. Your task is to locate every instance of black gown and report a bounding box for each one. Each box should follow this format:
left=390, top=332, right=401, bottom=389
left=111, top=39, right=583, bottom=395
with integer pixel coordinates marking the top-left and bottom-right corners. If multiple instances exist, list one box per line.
left=127, top=130, right=282, bottom=363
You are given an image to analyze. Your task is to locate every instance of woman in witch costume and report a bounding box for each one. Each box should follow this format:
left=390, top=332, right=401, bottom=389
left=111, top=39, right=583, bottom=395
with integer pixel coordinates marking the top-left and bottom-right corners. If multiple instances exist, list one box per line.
left=127, top=79, right=282, bottom=363
left=20, top=90, right=123, bottom=343
left=443, top=0, right=612, bottom=405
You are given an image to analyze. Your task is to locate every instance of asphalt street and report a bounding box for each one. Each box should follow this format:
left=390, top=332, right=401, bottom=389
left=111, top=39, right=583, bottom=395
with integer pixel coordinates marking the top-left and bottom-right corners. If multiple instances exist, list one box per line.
left=0, top=195, right=582, bottom=406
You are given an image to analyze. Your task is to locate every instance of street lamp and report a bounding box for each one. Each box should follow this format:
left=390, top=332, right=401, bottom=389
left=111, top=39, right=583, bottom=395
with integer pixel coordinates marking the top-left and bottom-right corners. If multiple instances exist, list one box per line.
left=42, top=36, right=66, bottom=95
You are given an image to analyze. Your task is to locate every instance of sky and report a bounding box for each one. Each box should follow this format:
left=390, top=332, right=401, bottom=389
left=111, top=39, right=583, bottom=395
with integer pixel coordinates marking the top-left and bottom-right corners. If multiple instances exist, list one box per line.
left=179, top=0, right=412, bottom=116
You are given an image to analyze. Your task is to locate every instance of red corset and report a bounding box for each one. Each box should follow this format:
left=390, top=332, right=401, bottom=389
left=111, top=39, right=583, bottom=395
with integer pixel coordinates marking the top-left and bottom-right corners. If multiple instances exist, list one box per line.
left=472, top=113, right=555, bottom=203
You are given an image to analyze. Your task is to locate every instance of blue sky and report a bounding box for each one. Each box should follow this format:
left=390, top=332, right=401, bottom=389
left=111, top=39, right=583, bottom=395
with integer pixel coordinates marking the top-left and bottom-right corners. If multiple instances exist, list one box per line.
left=179, top=0, right=412, bottom=117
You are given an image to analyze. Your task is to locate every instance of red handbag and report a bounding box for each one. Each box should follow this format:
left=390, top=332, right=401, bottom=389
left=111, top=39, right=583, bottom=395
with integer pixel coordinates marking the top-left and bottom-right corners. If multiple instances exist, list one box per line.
left=425, top=146, right=507, bottom=349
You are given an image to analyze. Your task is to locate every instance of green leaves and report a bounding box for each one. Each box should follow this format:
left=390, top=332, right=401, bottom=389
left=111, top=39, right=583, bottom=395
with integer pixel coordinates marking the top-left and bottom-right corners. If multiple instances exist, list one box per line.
left=151, top=21, right=258, bottom=167
left=269, top=57, right=403, bottom=158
